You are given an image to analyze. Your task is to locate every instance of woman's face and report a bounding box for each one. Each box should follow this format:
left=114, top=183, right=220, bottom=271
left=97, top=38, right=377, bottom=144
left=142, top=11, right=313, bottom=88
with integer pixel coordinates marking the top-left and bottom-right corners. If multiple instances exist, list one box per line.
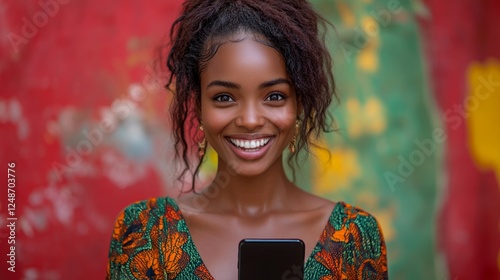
left=199, top=32, right=298, bottom=176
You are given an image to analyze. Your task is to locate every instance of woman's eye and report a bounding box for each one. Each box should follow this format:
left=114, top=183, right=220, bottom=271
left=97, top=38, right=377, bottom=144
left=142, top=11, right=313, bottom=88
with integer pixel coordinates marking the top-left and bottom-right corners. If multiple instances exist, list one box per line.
left=266, top=93, right=285, bottom=101
left=213, top=94, right=234, bottom=102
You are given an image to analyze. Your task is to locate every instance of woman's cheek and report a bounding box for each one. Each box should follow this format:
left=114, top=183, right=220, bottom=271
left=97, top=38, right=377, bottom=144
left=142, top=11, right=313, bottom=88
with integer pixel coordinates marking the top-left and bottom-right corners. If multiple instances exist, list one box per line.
left=268, top=107, right=296, bottom=130
left=202, top=110, right=231, bottom=140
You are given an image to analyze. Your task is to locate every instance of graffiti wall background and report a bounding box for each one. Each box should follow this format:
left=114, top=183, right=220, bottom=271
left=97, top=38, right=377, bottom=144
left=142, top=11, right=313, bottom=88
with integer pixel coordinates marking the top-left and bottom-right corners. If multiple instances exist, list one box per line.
left=0, top=0, right=498, bottom=279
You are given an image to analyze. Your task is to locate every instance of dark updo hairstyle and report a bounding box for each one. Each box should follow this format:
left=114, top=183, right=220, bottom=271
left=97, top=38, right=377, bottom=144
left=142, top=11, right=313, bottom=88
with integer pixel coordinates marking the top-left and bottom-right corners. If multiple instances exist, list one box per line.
left=166, top=0, right=336, bottom=189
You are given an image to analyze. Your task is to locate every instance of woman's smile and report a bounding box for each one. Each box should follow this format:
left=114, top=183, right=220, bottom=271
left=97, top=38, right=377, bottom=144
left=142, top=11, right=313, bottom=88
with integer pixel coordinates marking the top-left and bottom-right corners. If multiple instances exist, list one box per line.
left=227, top=137, right=272, bottom=150
left=225, top=136, right=275, bottom=160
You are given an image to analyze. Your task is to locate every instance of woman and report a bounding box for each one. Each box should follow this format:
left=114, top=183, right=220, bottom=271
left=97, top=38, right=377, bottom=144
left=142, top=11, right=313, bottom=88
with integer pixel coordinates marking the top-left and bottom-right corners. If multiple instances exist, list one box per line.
left=107, top=0, right=388, bottom=279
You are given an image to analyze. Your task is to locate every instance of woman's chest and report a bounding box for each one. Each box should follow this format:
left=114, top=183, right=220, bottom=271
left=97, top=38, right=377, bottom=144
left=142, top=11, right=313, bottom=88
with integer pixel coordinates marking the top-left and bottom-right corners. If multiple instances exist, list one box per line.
left=180, top=211, right=332, bottom=280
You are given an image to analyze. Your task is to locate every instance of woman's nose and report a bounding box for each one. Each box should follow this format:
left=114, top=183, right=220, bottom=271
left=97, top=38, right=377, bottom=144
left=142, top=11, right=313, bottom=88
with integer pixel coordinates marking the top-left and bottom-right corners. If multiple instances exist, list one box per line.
left=235, top=102, right=265, bottom=130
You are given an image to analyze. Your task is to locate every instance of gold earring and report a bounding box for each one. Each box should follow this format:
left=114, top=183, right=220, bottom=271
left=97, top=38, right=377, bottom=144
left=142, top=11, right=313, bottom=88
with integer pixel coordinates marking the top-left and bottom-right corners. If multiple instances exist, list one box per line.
left=289, top=120, right=299, bottom=153
left=198, top=125, right=206, bottom=158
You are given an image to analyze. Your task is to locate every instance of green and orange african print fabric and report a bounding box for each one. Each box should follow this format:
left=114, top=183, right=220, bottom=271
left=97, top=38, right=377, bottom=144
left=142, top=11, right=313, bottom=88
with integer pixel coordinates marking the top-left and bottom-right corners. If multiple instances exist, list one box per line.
left=107, top=197, right=388, bottom=279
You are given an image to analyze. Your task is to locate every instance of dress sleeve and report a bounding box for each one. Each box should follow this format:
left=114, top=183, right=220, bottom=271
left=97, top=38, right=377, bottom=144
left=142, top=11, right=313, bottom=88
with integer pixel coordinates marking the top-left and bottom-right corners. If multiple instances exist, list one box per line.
left=106, top=198, right=167, bottom=280
left=345, top=206, right=388, bottom=279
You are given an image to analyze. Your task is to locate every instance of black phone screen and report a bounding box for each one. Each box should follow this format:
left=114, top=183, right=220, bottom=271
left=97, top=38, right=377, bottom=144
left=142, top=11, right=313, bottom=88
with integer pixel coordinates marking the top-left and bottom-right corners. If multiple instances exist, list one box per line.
left=238, top=239, right=305, bottom=280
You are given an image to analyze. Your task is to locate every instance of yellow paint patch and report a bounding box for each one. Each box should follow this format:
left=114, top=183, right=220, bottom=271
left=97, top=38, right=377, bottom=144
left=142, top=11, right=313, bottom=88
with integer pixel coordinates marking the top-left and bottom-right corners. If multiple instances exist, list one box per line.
left=357, top=17, right=380, bottom=72
left=336, top=2, right=356, bottom=27
left=312, top=141, right=361, bottom=195
left=466, top=60, right=500, bottom=184
left=346, top=98, right=363, bottom=138
left=365, top=97, right=387, bottom=134
left=199, top=146, right=218, bottom=177
left=346, top=97, right=387, bottom=138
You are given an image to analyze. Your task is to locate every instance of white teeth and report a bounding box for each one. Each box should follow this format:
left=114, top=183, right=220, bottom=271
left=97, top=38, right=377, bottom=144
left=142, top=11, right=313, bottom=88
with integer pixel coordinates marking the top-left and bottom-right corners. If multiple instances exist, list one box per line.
left=250, top=140, right=256, bottom=148
left=229, top=138, right=271, bottom=149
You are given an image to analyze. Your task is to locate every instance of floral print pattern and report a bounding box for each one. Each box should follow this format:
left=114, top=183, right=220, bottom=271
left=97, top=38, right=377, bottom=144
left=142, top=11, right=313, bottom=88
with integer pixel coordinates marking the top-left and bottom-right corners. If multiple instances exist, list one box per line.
left=107, top=197, right=387, bottom=279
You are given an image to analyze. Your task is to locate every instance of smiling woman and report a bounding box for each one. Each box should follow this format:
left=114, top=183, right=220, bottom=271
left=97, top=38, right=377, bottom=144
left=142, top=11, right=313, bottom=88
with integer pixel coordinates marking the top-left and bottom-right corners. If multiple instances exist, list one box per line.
left=107, top=0, right=388, bottom=279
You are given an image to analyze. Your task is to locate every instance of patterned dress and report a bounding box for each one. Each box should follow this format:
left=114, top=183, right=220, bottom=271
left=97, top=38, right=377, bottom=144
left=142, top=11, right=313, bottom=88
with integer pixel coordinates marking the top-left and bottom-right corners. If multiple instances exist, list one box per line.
left=107, top=197, right=388, bottom=279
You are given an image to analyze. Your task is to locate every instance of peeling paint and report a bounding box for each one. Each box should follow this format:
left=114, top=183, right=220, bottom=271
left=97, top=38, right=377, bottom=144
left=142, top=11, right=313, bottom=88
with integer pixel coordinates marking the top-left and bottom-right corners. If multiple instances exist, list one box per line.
left=0, top=98, right=30, bottom=140
left=101, top=150, right=148, bottom=188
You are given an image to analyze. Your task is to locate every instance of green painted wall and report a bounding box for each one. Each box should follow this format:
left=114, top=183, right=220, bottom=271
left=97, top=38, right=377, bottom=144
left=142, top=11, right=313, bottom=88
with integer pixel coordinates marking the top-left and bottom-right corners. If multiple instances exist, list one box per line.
left=302, top=0, right=443, bottom=278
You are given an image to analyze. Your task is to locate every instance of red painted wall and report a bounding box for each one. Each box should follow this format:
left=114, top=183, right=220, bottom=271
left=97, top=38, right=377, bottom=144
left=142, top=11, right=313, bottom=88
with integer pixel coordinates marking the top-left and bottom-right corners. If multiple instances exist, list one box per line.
left=1, top=1, right=183, bottom=279
left=422, top=0, right=500, bottom=278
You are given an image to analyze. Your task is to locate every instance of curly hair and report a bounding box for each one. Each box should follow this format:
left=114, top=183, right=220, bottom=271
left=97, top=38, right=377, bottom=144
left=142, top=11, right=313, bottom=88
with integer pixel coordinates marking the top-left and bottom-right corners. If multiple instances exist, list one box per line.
left=166, top=0, right=336, bottom=190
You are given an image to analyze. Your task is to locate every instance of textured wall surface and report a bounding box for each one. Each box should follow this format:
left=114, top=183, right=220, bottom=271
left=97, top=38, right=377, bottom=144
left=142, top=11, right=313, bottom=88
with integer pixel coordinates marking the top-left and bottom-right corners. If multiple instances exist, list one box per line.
left=0, top=0, right=498, bottom=279
left=422, top=0, right=500, bottom=278
left=308, top=0, right=440, bottom=278
left=1, top=1, right=182, bottom=279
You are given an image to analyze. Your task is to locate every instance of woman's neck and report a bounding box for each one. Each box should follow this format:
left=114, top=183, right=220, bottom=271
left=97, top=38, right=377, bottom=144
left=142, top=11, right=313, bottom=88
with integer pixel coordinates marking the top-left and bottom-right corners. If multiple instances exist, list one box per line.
left=202, top=157, right=297, bottom=216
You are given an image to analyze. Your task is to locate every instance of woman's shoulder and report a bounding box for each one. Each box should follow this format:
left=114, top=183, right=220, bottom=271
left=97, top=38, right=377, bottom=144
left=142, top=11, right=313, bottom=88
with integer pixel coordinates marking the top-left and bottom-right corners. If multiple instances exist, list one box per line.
left=331, top=202, right=382, bottom=228
left=328, top=201, right=386, bottom=246
left=315, top=201, right=388, bottom=278
left=110, top=196, right=183, bottom=244
left=114, top=196, right=179, bottom=225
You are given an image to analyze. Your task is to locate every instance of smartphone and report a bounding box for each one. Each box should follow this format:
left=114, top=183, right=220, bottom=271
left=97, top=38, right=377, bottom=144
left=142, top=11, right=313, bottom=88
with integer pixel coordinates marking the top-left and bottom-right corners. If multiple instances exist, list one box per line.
left=238, top=238, right=305, bottom=280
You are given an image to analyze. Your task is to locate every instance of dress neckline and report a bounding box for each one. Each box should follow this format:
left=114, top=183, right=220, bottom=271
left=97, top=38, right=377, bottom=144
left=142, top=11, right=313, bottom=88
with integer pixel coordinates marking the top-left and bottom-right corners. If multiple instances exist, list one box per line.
left=165, top=197, right=343, bottom=279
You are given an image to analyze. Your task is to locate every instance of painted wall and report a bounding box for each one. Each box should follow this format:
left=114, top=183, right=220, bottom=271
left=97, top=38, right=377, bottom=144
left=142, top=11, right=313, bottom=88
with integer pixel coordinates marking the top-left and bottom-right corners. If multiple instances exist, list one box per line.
left=1, top=1, right=182, bottom=279
left=422, top=0, right=500, bottom=278
left=0, top=0, right=498, bottom=279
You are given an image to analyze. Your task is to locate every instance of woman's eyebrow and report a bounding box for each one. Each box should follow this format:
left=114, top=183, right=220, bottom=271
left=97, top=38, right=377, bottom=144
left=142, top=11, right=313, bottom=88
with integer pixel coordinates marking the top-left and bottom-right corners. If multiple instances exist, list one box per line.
left=206, top=78, right=291, bottom=90
left=259, top=78, right=291, bottom=89
left=206, top=80, right=240, bottom=90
